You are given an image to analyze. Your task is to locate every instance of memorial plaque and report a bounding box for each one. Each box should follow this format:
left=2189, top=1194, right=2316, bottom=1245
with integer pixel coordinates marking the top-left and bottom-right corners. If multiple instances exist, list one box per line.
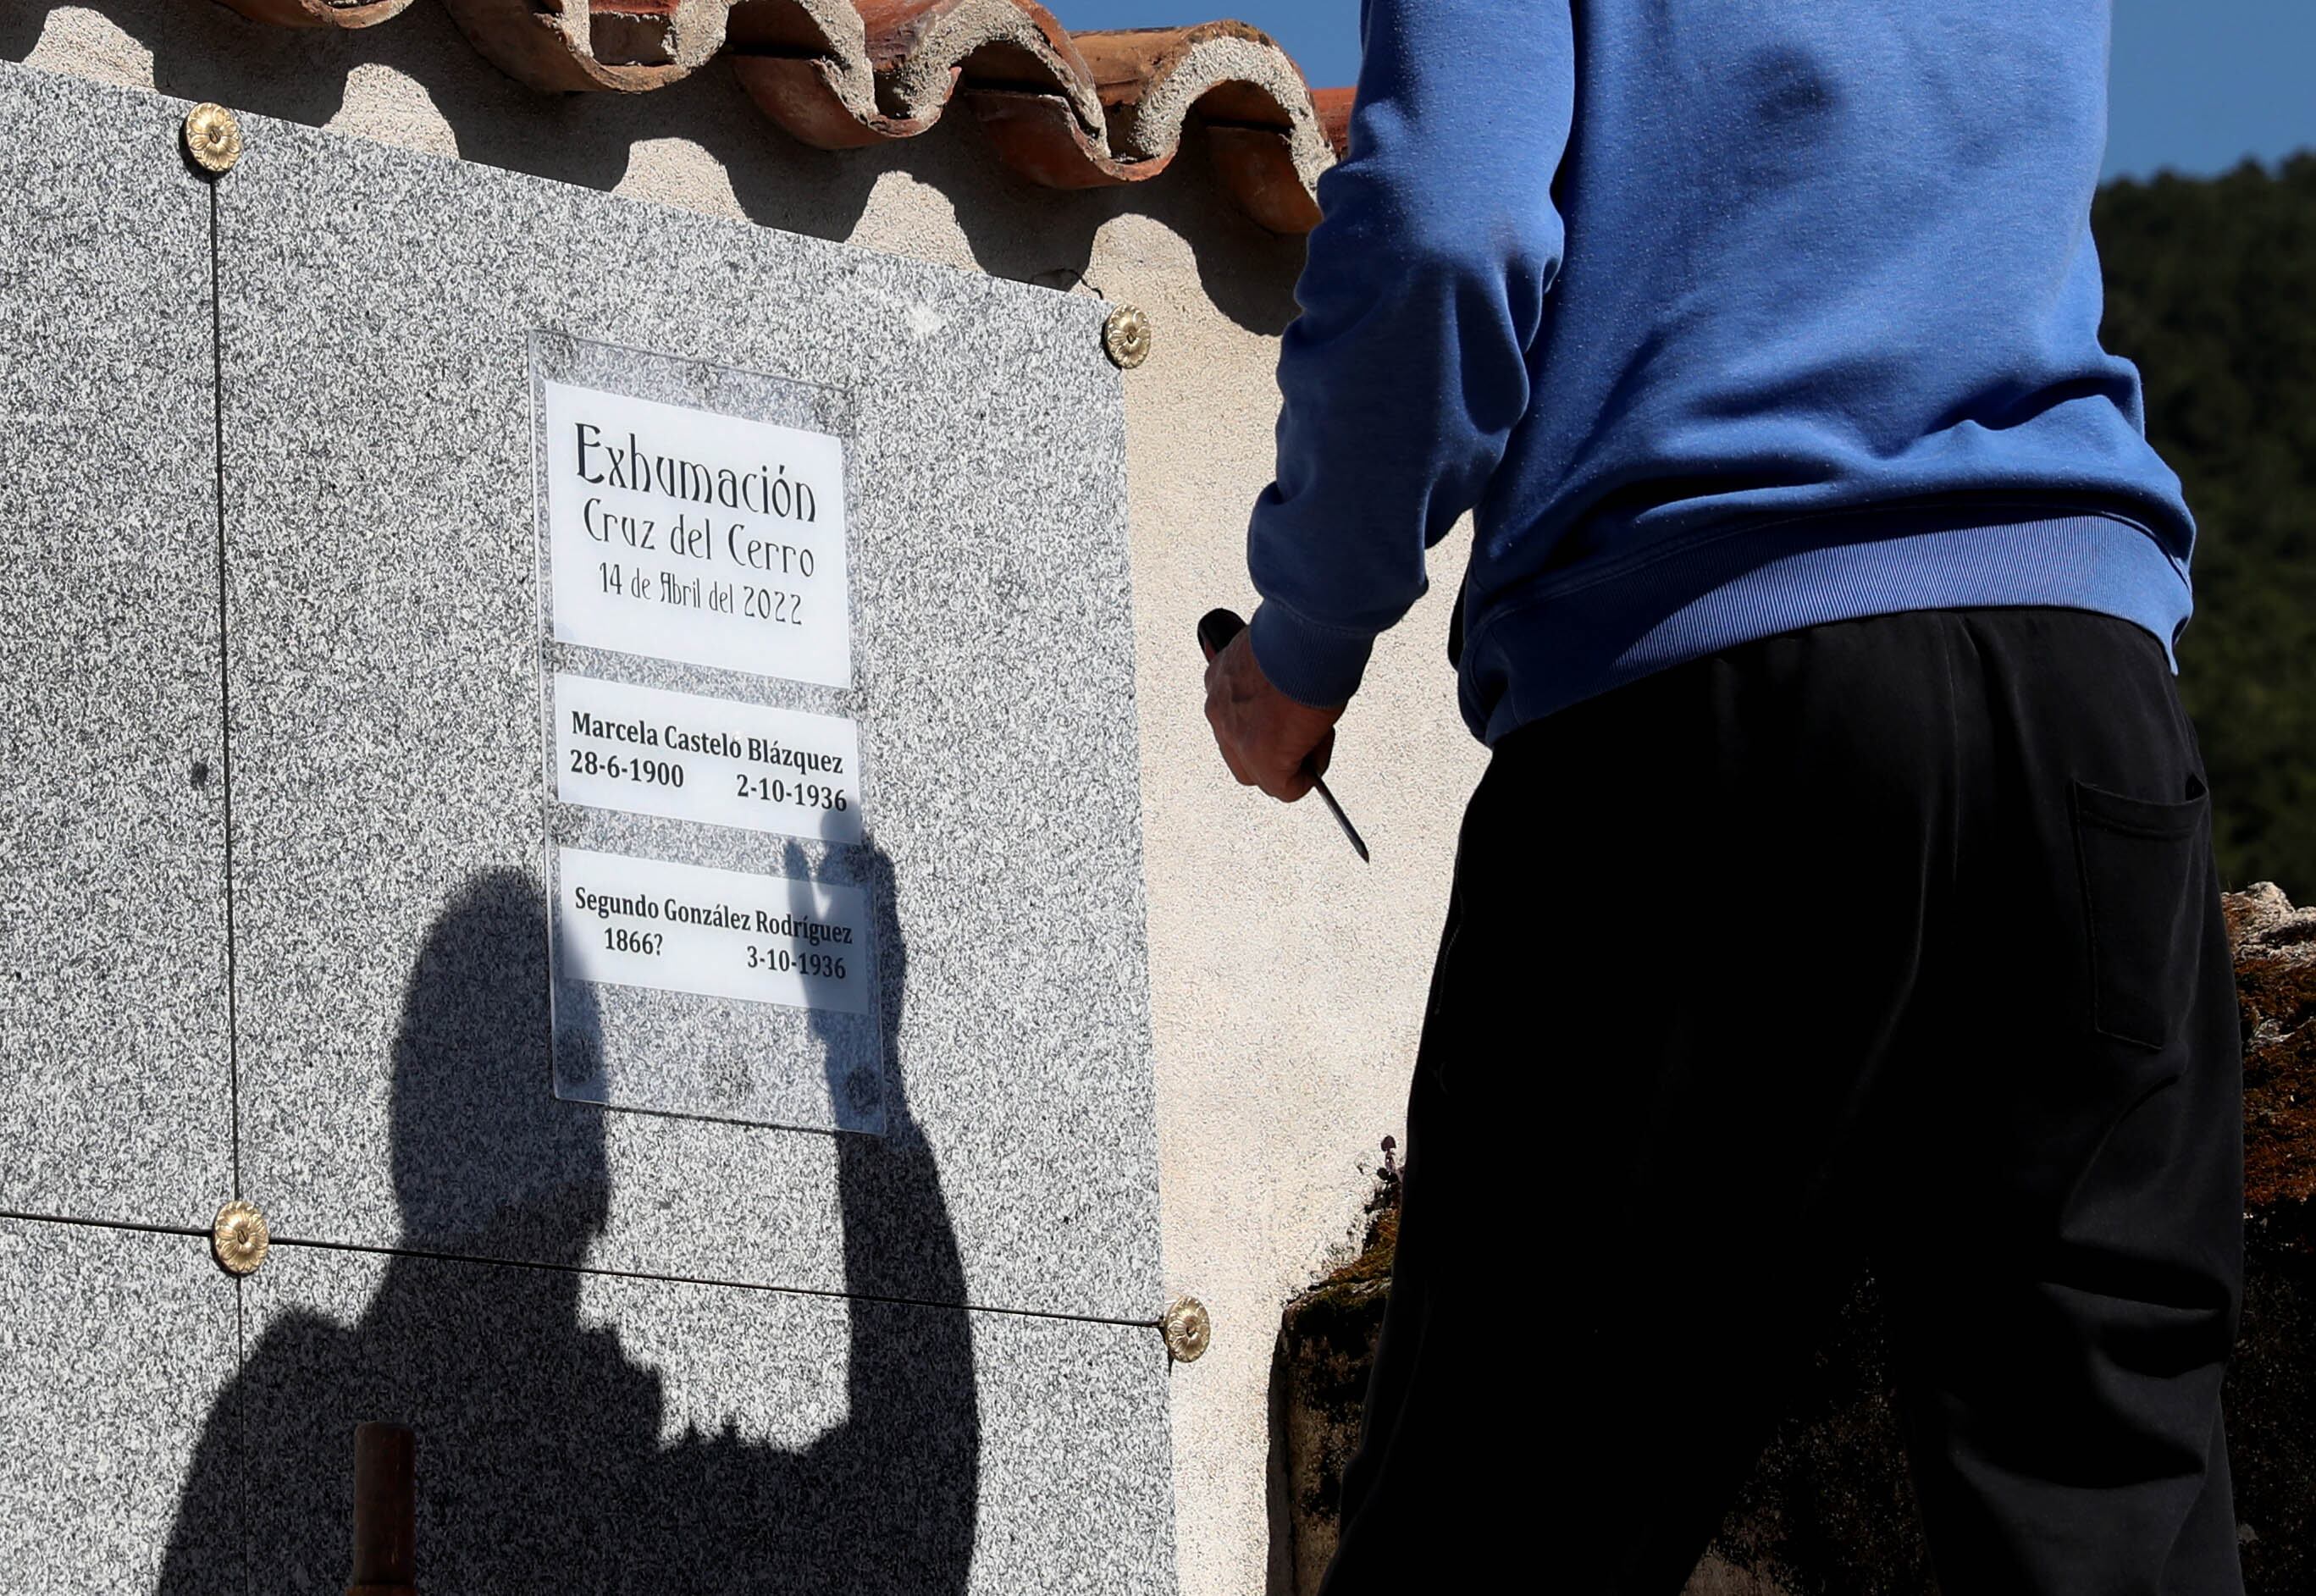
left=556, top=848, right=871, bottom=1013
left=541, top=378, right=852, bottom=686
left=535, top=334, right=886, bottom=1135
left=552, top=674, right=865, bottom=842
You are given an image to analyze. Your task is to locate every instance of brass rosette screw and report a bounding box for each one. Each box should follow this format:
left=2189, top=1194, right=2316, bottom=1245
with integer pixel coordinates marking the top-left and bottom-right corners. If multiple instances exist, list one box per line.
left=182, top=103, right=243, bottom=177
left=1103, top=304, right=1152, bottom=370
left=211, top=1198, right=270, bottom=1276
left=1161, top=1295, right=1211, bottom=1363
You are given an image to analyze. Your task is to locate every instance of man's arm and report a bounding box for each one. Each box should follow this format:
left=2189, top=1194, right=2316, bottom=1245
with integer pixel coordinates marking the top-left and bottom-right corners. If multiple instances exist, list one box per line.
left=1208, top=0, right=1576, bottom=797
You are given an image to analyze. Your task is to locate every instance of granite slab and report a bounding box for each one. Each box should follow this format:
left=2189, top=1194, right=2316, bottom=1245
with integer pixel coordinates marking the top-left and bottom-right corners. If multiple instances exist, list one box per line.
left=0, top=1218, right=240, bottom=1595
left=214, top=108, right=1163, bottom=1321
left=227, top=1240, right=1177, bottom=1594
left=0, top=64, right=231, bottom=1228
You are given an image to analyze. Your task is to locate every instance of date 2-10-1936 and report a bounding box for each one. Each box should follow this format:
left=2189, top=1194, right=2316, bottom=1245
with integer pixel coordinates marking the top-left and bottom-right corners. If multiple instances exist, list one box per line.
left=737, top=774, right=848, bottom=810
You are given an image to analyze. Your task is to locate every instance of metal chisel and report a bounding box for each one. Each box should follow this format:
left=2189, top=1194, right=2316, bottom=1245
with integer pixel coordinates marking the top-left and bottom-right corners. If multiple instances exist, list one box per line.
left=1197, top=606, right=1371, bottom=864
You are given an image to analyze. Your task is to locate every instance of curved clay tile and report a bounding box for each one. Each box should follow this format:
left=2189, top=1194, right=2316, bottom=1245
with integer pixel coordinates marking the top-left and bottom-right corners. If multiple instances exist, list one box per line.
left=971, top=23, right=1336, bottom=231
left=729, top=0, right=1103, bottom=152
left=201, top=0, right=1347, bottom=232
left=212, top=0, right=419, bottom=27
left=437, top=0, right=734, bottom=92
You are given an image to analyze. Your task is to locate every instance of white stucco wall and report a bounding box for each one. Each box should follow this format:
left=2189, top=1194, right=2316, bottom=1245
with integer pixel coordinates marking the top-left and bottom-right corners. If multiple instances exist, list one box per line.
left=13, top=8, right=1487, bottom=1592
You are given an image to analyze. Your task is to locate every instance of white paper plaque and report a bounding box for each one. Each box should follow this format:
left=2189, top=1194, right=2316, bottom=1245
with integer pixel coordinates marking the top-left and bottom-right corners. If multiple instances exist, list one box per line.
left=556, top=847, right=871, bottom=1017
left=543, top=380, right=850, bottom=686
left=554, top=673, right=864, bottom=843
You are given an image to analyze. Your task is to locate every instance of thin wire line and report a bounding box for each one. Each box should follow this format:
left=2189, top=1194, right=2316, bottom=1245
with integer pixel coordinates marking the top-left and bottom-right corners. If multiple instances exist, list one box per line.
left=0, top=1208, right=1164, bottom=1330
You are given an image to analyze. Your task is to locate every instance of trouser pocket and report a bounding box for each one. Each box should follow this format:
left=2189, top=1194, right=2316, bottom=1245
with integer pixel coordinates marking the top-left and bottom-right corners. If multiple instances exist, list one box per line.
left=2070, top=774, right=2210, bottom=1051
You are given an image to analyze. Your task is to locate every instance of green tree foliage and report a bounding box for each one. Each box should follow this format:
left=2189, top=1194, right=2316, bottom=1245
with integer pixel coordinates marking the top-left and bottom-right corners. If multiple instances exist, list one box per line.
left=2095, top=155, right=2316, bottom=895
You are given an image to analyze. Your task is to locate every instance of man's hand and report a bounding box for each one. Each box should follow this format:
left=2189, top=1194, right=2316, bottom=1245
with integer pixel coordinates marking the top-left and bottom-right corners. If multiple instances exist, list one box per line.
left=1203, top=632, right=1346, bottom=802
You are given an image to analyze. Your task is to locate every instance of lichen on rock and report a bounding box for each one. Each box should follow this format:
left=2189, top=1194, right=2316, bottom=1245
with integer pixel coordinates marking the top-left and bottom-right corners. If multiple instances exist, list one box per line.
left=2230, top=883, right=2316, bottom=1251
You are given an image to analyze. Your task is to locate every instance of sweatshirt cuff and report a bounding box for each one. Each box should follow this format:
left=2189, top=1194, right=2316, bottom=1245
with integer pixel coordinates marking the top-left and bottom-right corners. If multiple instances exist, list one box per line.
left=1247, top=601, right=1377, bottom=709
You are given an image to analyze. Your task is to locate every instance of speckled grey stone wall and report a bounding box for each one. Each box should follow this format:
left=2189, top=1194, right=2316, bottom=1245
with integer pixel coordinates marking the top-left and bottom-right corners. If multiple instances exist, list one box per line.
left=0, top=65, right=229, bottom=1230
left=0, top=61, right=1175, bottom=1595
left=217, top=105, right=1164, bottom=1326
left=0, top=1220, right=239, bottom=1594
left=195, top=1244, right=1175, bottom=1596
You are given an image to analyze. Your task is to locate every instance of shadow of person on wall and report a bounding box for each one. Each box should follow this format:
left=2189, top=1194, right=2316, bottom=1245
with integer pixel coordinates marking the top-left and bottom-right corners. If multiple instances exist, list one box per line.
left=157, top=853, right=976, bottom=1593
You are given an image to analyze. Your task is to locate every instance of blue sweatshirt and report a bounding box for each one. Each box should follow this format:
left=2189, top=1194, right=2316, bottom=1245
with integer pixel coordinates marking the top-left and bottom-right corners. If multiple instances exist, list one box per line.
left=1246, top=0, right=2194, bottom=743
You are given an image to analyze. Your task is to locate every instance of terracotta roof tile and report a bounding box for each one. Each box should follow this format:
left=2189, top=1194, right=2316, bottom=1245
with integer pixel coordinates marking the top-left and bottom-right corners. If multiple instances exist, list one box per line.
left=207, top=0, right=1351, bottom=231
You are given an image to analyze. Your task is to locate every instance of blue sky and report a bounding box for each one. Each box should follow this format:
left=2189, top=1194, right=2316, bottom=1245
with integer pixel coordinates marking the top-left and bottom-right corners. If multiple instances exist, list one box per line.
left=1050, top=0, right=2316, bottom=179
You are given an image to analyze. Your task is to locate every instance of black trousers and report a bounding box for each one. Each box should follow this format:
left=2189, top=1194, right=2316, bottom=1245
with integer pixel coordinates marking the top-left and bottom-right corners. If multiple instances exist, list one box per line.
left=1323, top=609, right=2243, bottom=1595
